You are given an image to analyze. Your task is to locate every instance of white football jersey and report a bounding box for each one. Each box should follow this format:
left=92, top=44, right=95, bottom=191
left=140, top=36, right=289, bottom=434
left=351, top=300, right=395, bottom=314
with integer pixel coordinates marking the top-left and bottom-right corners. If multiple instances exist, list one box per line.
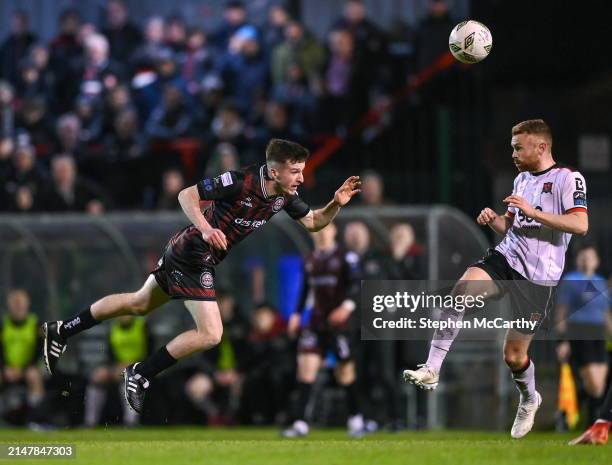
left=495, top=164, right=587, bottom=285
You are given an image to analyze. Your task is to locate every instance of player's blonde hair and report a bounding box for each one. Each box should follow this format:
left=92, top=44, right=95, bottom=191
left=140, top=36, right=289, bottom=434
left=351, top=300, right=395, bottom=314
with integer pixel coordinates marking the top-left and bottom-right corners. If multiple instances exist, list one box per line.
left=512, top=119, right=553, bottom=148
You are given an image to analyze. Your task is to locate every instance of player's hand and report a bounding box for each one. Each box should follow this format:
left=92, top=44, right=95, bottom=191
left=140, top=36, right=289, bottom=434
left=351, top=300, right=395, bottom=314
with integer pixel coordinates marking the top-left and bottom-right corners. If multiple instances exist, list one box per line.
left=556, top=341, right=571, bottom=362
left=202, top=228, right=227, bottom=251
left=328, top=306, right=352, bottom=327
left=476, top=207, right=498, bottom=225
left=503, top=195, right=536, bottom=218
left=287, top=313, right=301, bottom=338
left=334, top=176, right=361, bottom=206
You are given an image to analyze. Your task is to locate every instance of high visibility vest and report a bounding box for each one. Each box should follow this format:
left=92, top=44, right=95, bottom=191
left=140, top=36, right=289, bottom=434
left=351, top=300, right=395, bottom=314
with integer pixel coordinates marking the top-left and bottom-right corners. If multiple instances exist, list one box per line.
left=109, top=319, right=147, bottom=364
left=2, top=314, right=38, bottom=369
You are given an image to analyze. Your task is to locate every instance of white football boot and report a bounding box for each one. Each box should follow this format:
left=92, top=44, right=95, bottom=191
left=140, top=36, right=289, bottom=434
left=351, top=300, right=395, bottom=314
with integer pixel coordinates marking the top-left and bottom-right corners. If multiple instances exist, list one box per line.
left=403, top=364, right=439, bottom=390
left=511, top=391, right=542, bottom=439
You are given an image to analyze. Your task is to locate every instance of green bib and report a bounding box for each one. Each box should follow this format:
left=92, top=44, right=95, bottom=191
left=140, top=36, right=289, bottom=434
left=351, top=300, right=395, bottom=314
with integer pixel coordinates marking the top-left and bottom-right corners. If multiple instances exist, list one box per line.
left=2, top=314, right=38, bottom=369
left=109, top=319, right=147, bottom=364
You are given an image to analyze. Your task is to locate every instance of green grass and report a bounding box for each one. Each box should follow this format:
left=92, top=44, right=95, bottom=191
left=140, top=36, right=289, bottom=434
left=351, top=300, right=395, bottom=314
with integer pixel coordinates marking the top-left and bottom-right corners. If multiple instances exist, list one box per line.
left=0, top=428, right=610, bottom=465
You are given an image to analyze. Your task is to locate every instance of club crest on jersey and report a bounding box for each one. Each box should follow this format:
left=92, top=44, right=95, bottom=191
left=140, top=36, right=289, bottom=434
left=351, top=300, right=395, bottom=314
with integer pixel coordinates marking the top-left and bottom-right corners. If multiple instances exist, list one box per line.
left=529, top=312, right=542, bottom=323
left=200, top=271, right=214, bottom=289
left=541, top=182, right=553, bottom=194
left=272, top=197, right=285, bottom=212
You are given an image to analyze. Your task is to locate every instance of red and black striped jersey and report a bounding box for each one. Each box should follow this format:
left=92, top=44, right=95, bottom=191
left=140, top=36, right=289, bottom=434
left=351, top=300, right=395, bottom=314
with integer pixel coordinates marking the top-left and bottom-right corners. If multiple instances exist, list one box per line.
left=195, top=164, right=310, bottom=264
left=298, top=246, right=360, bottom=330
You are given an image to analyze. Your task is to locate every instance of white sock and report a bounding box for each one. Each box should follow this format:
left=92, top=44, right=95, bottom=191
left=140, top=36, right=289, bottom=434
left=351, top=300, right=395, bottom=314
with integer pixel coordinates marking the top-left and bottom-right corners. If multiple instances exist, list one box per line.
left=511, top=359, right=536, bottom=403
left=426, top=308, right=465, bottom=373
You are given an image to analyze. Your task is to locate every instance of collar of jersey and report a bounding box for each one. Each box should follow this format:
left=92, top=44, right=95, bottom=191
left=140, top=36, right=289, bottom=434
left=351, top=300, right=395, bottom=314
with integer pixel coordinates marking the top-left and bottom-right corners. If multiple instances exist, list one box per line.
left=260, top=164, right=279, bottom=200
left=530, top=163, right=558, bottom=177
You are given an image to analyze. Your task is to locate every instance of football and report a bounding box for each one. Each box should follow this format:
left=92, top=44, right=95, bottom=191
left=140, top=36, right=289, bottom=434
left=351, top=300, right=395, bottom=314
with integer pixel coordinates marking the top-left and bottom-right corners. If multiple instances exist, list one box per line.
left=448, top=20, right=493, bottom=64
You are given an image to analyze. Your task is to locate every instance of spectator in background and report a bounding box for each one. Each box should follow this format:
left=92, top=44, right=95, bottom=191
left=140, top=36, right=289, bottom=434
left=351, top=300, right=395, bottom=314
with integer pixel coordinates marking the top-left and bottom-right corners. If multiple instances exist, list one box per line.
left=389, top=222, right=426, bottom=279
left=0, top=10, right=38, bottom=86
left=15, top=96, right=55, bottom=155
left=240, top=303, right=292, bottom=424
left=193, top=75, right=225, bottom=131
left=210, top=1, right=250, bottom=51
left=84, top=315, right=152, bottom=427
left=102, top=84, right=132, bottom=137
left=54, top=113, right=84, bottom=160
left=132, top=16, right=166, bottom=66
left=179, top=27, right=216, bottom=96
left=0, top=81, right=16, bottom=140
left=204, top=142, right=239, bottom=178
left=321, top=28, right=369, bottom=132
left=38, top=154, right=108, bottom=214
left=184, top=290, right=248, bottom=425
left=208, top=103, right=246, bottom=153
left=102, top=0, right=143, bottom=65
left=263, top=3, right=292, bottom=53
left=74, top=95, right=104, bottom=146
left=415, top=0, right=454, bottom=71
left=356, top=169, right=390, bottom=206
left=164, top=15, right=188, bottom=54
left=217, top=25, right=269, bottom=116
left=49, top=9, right=83, bottom=72
left=271, top=62, right=317, bottom=136
left=145, top=84, right=193, bottom=142
left=49, top=9, right=84, bottom=113
left=271, top=21, right=324, bottom=90
left=332, top=0, right=388, bottom=85
left=556, top=245, right=611, bottom=424
left=0, top=289, right=45, bottom=421
left=156, top=168, right=185, bottom=211
left=76, top=33, right=125, bottom=102
left=343, top=221, right=403, bottom=428
left=3, top=143, right=47, bottom=212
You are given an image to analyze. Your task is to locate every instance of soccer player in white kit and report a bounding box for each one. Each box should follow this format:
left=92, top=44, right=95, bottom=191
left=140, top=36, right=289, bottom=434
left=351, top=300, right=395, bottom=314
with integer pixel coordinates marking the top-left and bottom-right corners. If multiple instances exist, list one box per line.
left=403, top=120, right=589, bottom=438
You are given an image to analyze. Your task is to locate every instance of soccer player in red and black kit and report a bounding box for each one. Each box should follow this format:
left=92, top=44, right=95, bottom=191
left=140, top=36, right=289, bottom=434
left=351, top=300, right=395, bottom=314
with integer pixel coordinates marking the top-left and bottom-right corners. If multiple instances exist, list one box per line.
left=283, top=222, right=366, bottom=438
left=42, top=139, right=361, bottom=413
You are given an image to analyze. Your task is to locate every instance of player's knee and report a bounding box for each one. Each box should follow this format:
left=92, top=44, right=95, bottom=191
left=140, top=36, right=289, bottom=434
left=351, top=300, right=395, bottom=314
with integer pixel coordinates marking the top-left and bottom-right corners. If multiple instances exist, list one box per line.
left=503, top=348, right=527, bottom=370
left=128, top=295, right=150, bottom=316
left=198, top=326, right=223, bottom=348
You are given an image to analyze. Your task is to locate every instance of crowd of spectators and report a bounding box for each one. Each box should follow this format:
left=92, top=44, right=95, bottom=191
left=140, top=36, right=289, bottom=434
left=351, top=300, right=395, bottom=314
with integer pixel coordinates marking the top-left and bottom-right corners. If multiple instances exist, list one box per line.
left=0, top=0, right=455, bottom=213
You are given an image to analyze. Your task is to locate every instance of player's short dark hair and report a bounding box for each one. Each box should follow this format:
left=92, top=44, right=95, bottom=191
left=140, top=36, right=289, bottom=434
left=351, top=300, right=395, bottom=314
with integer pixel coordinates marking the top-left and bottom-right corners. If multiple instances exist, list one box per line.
left=265, top=139, right=309, bottom=165
left=512, top=119, right=553, bottom=147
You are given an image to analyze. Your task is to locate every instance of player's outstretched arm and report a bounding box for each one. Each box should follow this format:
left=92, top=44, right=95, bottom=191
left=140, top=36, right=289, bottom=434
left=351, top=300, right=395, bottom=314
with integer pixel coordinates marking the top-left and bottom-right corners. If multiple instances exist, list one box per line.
left=503, top=195, right=588, bottom=235
left=476, top=207, right=513, bottom=235
left=178, top=185, right=227, bottom=250
left=298, top=176, right=361, bottom=232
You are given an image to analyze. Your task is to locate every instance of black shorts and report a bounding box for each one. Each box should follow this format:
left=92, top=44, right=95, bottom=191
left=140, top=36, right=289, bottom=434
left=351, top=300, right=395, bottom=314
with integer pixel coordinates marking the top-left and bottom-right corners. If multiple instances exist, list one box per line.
left=297, top=328, right=354, bottom=362
left=472, top=249, right=556, bottom=335
left=151, top=225, right=216, bottom=301
left=568, top=323, right=608, bottom=366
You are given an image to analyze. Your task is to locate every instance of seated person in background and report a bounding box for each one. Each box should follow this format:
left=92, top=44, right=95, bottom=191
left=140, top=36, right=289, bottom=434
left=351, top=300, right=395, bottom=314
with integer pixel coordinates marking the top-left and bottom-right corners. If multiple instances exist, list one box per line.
left=184, top=290, right=247, bottom=425
left=0, top=289, right=45, bottom=420
left=239, top=303, right=293, bottom=425
left=84, top=315, right=153, bottom=427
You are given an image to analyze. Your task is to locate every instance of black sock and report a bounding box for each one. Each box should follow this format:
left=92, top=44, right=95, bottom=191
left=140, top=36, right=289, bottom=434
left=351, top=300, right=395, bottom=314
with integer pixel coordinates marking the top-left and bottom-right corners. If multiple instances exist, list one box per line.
left=135, top=346, right=177, bottom=379
left=295, top=382, right=313, bottom=421
left=344, top=382, right=361, bottom=416
left=599, top=386, right=612, bottom=422
left=59, top=307, right=100, bottom=339
left=587, top=394, right=603, bottom=424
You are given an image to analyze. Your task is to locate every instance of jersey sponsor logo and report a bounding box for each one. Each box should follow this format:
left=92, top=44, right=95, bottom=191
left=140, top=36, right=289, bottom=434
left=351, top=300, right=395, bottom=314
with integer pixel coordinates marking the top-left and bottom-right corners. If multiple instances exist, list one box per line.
left=272, top=196, right=285, bottom=212
left=517, top=206, right=543, bottom=228
left=220, top=172, right=233, bottom=187
left=234, top=217, right=267, bottom=228
left=573, top=191, right=587, bottom=206
left=541, top=182, right=553, bottom=194
left=239, top=197, right=253, bottom=208
left=200, top=271, right=214, bottom=289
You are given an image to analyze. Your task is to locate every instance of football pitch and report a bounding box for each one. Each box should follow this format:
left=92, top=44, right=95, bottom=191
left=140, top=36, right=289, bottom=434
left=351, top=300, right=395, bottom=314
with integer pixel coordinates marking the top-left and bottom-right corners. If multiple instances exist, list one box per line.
left=0, top=428, right=610, bottom=465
